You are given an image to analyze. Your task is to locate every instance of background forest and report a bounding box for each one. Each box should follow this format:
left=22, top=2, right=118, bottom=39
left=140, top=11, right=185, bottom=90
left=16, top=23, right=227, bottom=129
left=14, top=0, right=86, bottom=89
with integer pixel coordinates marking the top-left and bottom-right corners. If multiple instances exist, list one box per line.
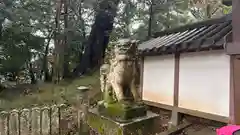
left=0, top=0, right=232, bottom=109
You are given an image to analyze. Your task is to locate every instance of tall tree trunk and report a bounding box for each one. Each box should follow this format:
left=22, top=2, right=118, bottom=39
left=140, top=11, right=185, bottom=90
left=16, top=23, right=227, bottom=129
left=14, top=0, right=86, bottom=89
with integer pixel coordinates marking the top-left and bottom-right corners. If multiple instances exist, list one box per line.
left=53, top=0, right=63, bottom=83
left=42, top=32, right=53, bottom=82
left=123, top=1, right=131, bottom=38
left=78, top=0, right=86, bottom=64
left=29, top=63, right=36, bottom=84
left=63, top=0, right=70, bottom=78
left=11, top=72, right=17, bottom=82
left=148, top=1, right=154, bottom=39
left=73, top=0, right=120, bottom=76
left=204, top=0, right=212, bottom=19
left=0, top=20, right=4, bottom=40
left=206, top=3, right=212, bottom=19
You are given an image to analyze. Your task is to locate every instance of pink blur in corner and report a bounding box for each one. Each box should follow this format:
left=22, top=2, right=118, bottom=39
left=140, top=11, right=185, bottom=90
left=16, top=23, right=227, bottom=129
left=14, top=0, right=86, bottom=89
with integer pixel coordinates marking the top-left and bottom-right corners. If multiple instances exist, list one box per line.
left=216, top=125, right=240, bottom=135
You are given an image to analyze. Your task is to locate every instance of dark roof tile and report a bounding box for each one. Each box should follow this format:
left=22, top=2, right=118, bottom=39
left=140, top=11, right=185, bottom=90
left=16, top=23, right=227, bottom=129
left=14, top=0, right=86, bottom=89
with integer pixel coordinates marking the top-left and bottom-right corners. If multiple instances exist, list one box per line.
left=139, top=14, right=232, bottom=55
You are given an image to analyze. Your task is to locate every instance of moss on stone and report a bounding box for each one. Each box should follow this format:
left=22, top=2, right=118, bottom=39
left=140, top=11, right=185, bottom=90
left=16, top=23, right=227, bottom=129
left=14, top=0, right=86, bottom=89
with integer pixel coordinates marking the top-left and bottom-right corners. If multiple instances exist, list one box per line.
left=97, top=101, right=147, bottom=121
left=88, top=109, right=160, bottom=135
left=103, top=88, right=116, bottom=104
left=87, top=112, right=123, bottom=135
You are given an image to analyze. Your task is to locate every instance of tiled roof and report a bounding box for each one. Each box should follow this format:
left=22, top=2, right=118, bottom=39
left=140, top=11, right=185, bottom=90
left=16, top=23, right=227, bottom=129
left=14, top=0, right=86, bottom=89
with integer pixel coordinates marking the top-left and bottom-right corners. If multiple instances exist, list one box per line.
left=222, top=0, right=232, bottom=6
left=138, top=14, right=232, bottom=56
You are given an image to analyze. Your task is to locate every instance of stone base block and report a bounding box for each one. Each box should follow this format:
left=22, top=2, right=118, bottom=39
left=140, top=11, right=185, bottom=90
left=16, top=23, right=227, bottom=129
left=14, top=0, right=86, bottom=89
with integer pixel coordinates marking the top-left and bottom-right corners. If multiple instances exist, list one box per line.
left=97, top=101, right=147, bottom=122
left=88, top=108, right=160, bottom=135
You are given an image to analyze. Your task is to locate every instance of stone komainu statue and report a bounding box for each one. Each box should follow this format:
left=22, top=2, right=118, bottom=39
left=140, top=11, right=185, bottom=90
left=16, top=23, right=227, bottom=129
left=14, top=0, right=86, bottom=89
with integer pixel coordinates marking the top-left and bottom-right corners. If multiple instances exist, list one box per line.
left=100, top=39, right=140, bottom=103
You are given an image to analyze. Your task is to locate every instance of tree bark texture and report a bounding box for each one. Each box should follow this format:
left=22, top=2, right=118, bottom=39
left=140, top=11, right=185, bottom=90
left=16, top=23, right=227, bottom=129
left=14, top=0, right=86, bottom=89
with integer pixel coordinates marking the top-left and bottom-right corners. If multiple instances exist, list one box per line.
left=78, top=0, right=87, bottom=64
left=63, top=0, right=70, bottom=78
left=0, top=20, right=3, bottom=40
left=73, top=0, right=120, bottom=76
left=53, top=0, right=63, bottom=83
left=148, top=1, right=154, bottom=39
left=29, top=63, right=36, bottom=84
left=42, top=32, right=53, bottom=82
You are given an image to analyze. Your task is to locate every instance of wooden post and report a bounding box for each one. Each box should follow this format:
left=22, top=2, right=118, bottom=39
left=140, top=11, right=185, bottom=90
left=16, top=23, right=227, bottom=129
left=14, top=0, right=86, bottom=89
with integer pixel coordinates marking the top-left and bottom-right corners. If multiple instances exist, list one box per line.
left=230, top=55, right=240, bottom=125
left=225, top=0, right=240, bottom=55
left=225, top=0, right=240, bottom=125
left=139, top=56, right=144, bottom=99
left=169, top=53, right=182, bottom=128
left=232, top=0, right=240, bottom=50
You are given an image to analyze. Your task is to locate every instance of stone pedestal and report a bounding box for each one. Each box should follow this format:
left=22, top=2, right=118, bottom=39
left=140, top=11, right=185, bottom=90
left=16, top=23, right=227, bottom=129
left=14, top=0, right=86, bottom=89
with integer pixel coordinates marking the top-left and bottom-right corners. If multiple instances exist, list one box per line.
left=97, top=101, right=147, bottom=122
left=88, top=108, right=160, bottom=135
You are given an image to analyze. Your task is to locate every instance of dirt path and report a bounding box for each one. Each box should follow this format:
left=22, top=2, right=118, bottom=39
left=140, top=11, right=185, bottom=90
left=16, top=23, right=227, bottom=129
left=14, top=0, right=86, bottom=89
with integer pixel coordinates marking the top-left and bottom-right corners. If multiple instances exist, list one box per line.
left=178, top=124, right=217, bottom=135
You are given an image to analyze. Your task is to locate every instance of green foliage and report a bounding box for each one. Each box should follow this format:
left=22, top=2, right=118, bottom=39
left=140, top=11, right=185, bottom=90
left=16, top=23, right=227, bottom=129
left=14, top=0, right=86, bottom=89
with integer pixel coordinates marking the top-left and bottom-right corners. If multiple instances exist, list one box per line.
left=0, top=24, right=44, bottom=75
left=0, top=0, right=232, bottom=102
left=0, top=0, right=55, bottom=80
left=222, top=5, right=232, bottom=14
left=130, top=0, right=195, bottom=41
left=189, top=0, right=230, bottom=20
left=1, top=0, right=228, bottom=79
left=0, top=0, right=13, bottom=21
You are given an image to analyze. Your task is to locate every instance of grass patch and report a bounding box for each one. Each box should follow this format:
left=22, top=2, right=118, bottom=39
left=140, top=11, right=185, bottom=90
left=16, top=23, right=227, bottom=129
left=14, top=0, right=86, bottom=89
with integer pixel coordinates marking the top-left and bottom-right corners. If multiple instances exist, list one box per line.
left=0, top=71, right=101, bottom=111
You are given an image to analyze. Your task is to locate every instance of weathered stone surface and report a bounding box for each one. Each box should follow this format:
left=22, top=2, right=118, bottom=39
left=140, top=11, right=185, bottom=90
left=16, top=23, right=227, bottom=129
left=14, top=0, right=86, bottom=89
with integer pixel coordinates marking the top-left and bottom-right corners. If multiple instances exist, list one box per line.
left=59, top=104, right=72, bottom=135
left=77, top=110, right=83, bottom=133
left=9, top=109, right=19, bottom=135
left=41, top=107, right=50, bottom=135
left=0, top=111, right=9, bottom=135
left=98, top=102, right=147, bottom=122
left=168, top=108, right=182, bottom=129
left=88, top=108, right=159, bottom=135
left=0, top=104, right=72, bottom=135
left=31, top=107, right=41, bottom=135
left=100, top=39, right=141, bottom=103
left=51, top=105, right=59, bottom=134
left=20, top=109, right=31, bottom=135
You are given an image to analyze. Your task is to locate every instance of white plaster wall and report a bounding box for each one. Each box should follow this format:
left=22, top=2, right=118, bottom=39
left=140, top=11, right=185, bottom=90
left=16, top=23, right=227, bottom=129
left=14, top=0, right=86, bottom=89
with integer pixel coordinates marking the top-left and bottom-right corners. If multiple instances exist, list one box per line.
left=142, top=55, right=175, bottom=106
left=179, top=51, right=230, bottom=117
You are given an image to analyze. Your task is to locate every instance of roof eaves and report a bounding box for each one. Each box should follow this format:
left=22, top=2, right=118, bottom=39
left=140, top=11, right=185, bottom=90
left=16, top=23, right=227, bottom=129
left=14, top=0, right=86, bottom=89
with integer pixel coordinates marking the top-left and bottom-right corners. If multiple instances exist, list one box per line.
left=153, top=14, right=232, bottom=38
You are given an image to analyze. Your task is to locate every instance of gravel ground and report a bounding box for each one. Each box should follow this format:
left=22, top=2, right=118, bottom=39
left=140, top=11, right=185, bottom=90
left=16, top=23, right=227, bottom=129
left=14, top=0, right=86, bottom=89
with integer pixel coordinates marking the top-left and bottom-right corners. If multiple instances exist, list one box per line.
left=176, top=124, right=218, bottom=135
